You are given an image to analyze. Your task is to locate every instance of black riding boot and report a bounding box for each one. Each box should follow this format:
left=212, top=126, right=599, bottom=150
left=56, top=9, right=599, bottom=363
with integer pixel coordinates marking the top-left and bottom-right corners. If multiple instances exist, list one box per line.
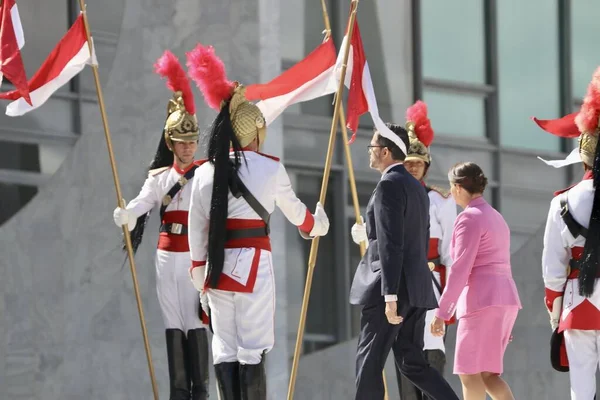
left=239, top=359, right=266, bottom=400
left=215, top=362, right=241, bottom=400
left=166, top=329, right=191, bottom=400
left=187, top=329, right=210, bottom=400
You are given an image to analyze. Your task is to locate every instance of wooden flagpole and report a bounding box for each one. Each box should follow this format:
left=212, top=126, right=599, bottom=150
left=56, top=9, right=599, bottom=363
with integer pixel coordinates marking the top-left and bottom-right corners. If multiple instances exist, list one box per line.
left=77, top=2, right=159, bottom=399
left=319, top=0, right=388, bottom=398
left=287, top=1, right=360, bottom=399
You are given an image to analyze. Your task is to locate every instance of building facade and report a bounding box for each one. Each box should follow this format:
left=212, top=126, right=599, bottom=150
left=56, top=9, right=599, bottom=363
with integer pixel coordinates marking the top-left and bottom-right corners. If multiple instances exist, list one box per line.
left=0, top=0, right=597, bottom=398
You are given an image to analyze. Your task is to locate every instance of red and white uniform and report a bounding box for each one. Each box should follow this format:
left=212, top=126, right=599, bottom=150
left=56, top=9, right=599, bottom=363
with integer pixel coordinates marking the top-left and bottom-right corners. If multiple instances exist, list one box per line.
left=424, top=188, right=457, bottom=352
left=543, top=172, right=600, bottom=399
left=188, top=151, right=315, bottom=365
left=126, top=162, right=208, bottom=333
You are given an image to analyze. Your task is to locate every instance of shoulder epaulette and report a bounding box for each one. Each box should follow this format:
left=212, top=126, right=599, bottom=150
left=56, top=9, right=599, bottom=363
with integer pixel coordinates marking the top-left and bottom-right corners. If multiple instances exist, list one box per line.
left=193, top=159, right=209, bottom=167
left=426, top=185, right=451, bottom=199
left=256, top=151, right=280, bottom=162
left=149, top=166, right=170, bottom=176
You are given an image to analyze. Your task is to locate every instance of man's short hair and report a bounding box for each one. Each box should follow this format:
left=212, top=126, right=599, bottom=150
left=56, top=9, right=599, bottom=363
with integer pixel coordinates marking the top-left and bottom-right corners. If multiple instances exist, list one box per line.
left=375, top=123, right=409, bottom=161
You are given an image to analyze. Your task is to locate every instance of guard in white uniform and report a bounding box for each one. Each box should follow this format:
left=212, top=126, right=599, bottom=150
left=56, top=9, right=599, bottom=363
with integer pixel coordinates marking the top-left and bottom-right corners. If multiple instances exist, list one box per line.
left=185, top=44, right=330, bottom=400
left=112, top=51, right=209, bottom=400
left=535, top=67, right=600, bottom=400
left=397, top=101, right=457, bottom=400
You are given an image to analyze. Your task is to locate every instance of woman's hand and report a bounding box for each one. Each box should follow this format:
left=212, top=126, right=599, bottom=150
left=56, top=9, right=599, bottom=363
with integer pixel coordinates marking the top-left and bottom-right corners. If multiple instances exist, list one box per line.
left=430, top=316, right=445, bottom=337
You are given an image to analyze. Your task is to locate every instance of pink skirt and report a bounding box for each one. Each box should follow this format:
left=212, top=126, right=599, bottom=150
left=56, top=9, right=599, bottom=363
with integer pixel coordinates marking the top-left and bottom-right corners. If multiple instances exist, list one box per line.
left=454, top=305, right=518, bottom=375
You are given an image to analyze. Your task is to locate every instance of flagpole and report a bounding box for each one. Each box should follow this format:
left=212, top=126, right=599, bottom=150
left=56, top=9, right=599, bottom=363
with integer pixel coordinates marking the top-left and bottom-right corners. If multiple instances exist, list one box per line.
left=77, top=2, right=160, bottom=399
left=319, top=0, right=388, bottom=397
left=287, top=1, right=360, bottom=399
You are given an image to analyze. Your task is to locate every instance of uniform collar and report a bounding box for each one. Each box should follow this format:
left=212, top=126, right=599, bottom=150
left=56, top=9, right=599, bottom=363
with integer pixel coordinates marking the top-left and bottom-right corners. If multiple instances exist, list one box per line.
left=173, top=161, right=196, bottom=175
left=553, top=170, right=594, bottom=197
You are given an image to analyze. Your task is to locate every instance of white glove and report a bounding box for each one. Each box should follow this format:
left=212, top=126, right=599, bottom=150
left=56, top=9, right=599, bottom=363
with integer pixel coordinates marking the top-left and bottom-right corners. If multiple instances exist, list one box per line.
left=351, top=216, right=367, bottom=244
left=113, top=205, right=137, bottom=231
left=549, top=296, right=563, bottom=331
left=309, top=202, right=330, bottom=237
left=200, top=291, right=209, bottom=314
left=190, top=265, right=205, bottom=292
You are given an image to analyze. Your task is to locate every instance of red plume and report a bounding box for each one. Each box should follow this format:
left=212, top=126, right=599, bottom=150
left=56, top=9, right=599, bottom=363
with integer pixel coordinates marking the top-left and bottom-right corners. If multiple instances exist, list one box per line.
left=406, top=100, right=434, bottom=147
left=575, top=66, right=600, bottom=135
left=186, top=44, right=235, bottom=111
left=154, top=50, right=196, bottom=115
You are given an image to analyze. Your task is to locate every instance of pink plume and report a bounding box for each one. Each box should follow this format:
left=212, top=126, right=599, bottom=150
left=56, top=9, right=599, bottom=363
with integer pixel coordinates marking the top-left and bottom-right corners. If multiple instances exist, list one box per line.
left=154, top=50, right=196, bottom=115
left=406, top=100, right=434, bottom=147
left=575, top=66, right=600, bottom=134
left=186, top=44, right=235, bottom=111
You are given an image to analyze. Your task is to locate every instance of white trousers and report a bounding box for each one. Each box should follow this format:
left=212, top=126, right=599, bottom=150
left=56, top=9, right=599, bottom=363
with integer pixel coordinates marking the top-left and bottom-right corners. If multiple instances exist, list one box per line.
left=424, top=271, right=445, bottom=352
left=564, top=329, right=600, bottom=399
left=155, top=249, right=207, bottom=333
left=207, top=250, right=275, bottom=365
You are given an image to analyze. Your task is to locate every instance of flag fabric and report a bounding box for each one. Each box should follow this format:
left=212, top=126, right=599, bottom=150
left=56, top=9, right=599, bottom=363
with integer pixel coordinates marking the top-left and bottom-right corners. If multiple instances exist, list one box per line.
left=245, top=38, right=338, bottom=126
left=0, top=0, right=30, bottom=103
left=0, top=14, right=96, bottom=116
left=336, top=19, right=407, bottom=155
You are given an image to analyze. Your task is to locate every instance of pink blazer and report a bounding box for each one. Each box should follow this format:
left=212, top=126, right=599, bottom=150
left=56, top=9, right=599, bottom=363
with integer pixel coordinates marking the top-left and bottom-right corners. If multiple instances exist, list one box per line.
left=435, top=197, right=521, bottom=320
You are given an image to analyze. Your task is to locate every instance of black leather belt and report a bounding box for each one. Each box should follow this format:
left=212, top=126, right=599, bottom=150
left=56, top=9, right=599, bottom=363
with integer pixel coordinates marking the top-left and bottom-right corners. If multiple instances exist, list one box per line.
left=226, top=227, right=269, bottom=240
left=160, top=223, right=188, bottom=235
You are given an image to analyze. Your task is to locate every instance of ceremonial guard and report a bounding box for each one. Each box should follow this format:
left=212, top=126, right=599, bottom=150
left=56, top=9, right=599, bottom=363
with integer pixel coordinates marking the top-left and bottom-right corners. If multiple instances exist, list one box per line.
left=112, top=51, right=209, bottom=400
left=185, top=44, right=330, bottom=399
left=534, top=67, right=600, bottom=399
left=398, top=101, right=457, bottom=399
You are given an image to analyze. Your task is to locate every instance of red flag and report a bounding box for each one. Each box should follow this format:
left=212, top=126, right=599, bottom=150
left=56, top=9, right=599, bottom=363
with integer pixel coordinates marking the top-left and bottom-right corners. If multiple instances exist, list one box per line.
left=245, top=38, right=338, bottom=125
left=0, top=15, right=96, bottom=116
left=334, top=19, right=407, bottom=154
left=0, top=0, right=30, bottom=104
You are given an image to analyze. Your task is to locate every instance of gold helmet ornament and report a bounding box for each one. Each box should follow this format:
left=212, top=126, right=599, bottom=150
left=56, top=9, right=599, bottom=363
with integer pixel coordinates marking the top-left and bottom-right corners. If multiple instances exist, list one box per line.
left=154, top=50, right=199, bottom=151
left=404, top=100, right=435, bottom=165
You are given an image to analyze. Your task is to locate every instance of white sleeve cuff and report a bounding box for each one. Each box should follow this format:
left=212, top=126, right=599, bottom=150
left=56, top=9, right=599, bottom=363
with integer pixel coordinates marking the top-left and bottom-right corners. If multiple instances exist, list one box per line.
left=384, top=295, right=398, bottom=302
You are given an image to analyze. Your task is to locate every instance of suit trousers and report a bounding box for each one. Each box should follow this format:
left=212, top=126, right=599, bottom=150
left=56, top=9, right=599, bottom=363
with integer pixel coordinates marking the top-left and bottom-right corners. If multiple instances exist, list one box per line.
left=355, top=300, right=458, bottom=400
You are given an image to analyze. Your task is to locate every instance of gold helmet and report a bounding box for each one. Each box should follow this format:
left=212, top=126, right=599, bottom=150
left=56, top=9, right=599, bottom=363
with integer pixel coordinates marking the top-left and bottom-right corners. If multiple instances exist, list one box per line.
left=154, top=50, right=199, bottom=152
left=164, top=91, right=199, bottom=150
left=404, top=101, right=434, bottom=164
left=228, top=83, right=266, bottom=149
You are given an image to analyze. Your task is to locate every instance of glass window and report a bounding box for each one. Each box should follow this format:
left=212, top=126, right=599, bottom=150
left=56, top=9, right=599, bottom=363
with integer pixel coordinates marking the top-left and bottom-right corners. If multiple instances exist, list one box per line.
left=421, top=0, right=485, bottom=83
left=423, top=90, right=486, bottom=138
left=357, top=0, right=416, bottom=125
left=0, top=183, right=37, bottom=225
left=498, top=0, right=560, bottom=152
left=572, top=0, right=600, bottom=100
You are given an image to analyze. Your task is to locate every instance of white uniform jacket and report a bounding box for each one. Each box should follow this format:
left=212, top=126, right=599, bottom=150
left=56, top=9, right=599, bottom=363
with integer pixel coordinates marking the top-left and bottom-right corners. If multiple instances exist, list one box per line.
left=127, top=162, right=205, bottom=252
left=188, top=151, right=315, bottom=293
left=424, top=186, right=457, bottom=351
left=543, top=177, right=600, bottom=332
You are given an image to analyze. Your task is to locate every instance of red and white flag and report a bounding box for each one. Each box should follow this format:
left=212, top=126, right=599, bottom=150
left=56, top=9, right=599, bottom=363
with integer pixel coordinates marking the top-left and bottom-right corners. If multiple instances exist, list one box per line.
left=245, top=38, right=338, bottom=125
left=336, top=19, right=407, bottom=155
left=0, top=14, right=96, bottom=116
left=0, top=0, right=30, bottom=104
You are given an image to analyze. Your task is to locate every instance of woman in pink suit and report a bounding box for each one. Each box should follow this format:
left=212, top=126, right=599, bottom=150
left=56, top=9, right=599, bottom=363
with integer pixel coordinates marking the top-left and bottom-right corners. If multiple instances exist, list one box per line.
left=430, top=162, right=521, bottom=400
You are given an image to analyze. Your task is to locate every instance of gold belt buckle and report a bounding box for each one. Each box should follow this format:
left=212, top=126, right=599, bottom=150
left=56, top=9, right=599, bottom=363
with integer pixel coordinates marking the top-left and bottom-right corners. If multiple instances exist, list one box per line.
left=170, top=223, right=183, bottom=235
left=428, top=262, right=435, bottom=271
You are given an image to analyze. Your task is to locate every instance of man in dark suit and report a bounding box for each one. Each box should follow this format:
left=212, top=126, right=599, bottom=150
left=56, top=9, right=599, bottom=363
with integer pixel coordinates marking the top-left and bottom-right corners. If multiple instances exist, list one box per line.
left=349, top=123, right=458, bottom=400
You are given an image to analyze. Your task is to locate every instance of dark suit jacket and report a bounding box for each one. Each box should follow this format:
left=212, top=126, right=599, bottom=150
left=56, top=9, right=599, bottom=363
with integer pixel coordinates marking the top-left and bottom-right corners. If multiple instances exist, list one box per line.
left=349, top=164, right=438, bottom=309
